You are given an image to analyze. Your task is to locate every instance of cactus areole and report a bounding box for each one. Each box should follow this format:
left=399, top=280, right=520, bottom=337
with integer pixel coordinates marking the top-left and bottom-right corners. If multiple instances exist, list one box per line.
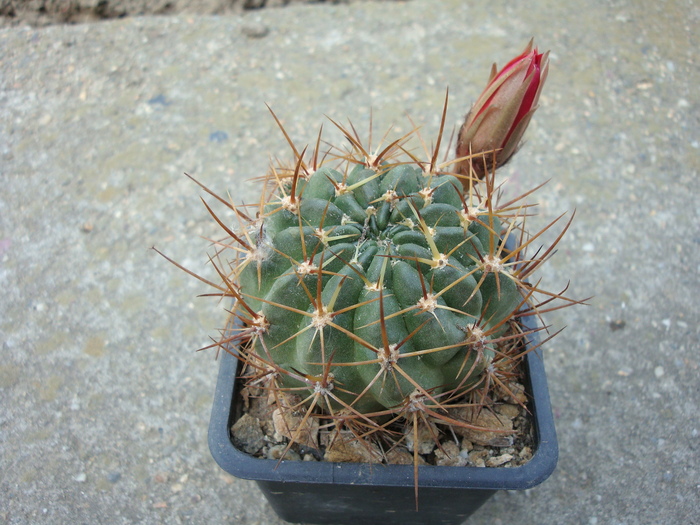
left=237, top=159, right=522, bottom=415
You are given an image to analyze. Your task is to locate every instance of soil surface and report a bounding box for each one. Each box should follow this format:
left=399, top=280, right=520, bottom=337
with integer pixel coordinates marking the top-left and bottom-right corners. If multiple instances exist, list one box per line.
left=0, top=0, right=390, bottom=27
left=232, top=378, right=536, bottom=469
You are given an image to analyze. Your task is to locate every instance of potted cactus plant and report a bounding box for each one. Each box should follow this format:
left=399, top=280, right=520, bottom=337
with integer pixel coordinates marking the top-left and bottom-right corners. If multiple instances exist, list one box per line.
left=158, top=40, right=580, bottom=524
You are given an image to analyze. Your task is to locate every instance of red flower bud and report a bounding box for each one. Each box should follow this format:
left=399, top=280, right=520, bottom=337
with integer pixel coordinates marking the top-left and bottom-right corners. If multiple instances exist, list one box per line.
left=456, top=39, right=549, bottom=182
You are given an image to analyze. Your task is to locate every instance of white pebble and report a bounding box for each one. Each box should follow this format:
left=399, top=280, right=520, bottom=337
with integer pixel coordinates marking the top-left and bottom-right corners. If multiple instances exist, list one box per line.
left=654, top=366, right=664, bottom=378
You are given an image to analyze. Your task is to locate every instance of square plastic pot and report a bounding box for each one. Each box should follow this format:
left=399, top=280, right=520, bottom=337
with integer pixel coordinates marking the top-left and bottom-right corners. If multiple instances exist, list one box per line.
left=208, top=315, right=558, bottom=525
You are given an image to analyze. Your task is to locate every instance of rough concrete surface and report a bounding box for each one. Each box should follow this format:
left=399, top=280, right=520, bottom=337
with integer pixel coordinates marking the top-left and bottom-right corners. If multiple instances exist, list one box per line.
left=1, top=0, right=698, bottom=523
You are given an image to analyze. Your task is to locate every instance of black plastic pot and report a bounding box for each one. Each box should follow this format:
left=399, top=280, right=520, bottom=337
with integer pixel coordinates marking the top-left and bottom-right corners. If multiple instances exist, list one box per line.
left=208, top=315, right=558, bottom=525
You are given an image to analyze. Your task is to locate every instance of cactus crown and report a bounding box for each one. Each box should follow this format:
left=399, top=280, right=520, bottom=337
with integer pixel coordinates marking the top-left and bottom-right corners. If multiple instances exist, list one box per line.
left=158, top=95, right=579, bottom=473
left=237, top=137, right=523, bottom=416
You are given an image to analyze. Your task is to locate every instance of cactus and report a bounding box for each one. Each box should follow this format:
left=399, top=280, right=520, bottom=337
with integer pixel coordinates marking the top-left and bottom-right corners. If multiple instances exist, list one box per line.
left=157, top=43, right=581, bottom=473
left=161, top=95, right=577, bottom=443
left=235, top=148, right=524, bottom=416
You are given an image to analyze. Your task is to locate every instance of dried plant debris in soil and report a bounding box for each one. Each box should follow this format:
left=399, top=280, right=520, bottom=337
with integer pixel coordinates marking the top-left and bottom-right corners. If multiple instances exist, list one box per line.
left=231, top=352, right=535, bottom=469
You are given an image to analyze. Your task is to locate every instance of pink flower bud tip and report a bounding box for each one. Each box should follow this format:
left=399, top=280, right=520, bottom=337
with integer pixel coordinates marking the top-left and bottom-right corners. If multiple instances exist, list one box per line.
left=456, top=39, right=549, bottom=182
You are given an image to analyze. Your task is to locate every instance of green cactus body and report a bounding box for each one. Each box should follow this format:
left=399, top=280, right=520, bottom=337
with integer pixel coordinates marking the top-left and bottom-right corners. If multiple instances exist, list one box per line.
left=238, top=162, right=522, bottom=414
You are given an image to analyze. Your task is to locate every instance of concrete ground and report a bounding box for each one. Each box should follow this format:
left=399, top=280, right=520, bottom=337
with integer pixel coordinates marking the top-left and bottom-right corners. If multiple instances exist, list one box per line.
left=1, top=0, right=698, bottom=523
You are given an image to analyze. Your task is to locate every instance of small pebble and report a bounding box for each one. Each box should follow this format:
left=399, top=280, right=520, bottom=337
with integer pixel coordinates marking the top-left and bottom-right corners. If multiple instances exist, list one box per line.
left=435, top=442, right=468, bottom=467
left=266, top=444, right=300, bottom=461
left=209, top=130, right=229, bottom=143
left=404, top=420, right=438, bottom=455
left=495, top=403, right=520, bottom=419
left=486, top=454, right=513, bottom=467
left=147, top=94, right=170, bottom=106
left=106, top=472, right=121, bottom=483
left=231, top=414, right=265, bottom=454
left=386, top=447, right=422, bottom=465
left=468, top=449, right=489, bottom=468
left=241, top=23, right=270, bottom=39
